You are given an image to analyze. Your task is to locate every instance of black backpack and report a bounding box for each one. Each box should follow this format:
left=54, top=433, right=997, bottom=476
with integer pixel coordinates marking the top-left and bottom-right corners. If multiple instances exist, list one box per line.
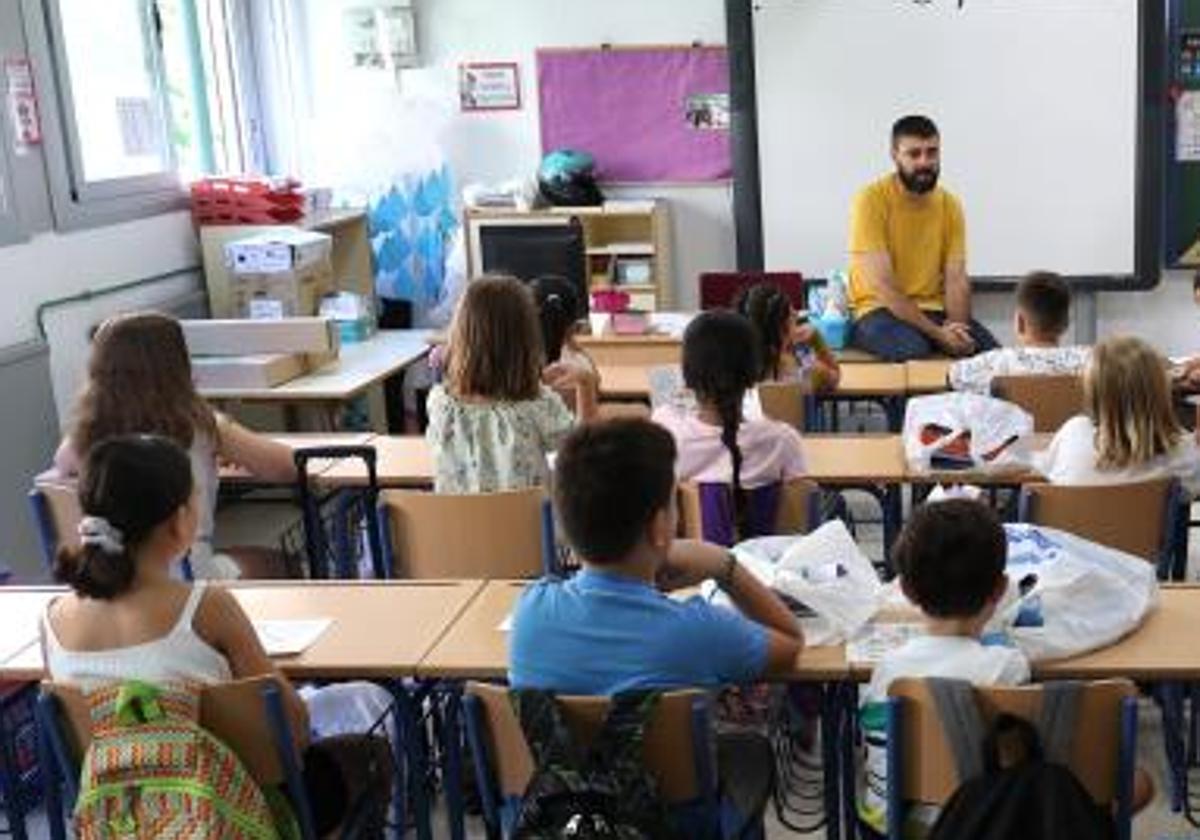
left=509, top=689, right=678, bottom=840
left=923, top=679, right=1116, bottom=840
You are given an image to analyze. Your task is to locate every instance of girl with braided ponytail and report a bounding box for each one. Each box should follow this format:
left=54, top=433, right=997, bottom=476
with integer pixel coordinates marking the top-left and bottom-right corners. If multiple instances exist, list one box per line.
left=652, top=311, right=807, bottom=541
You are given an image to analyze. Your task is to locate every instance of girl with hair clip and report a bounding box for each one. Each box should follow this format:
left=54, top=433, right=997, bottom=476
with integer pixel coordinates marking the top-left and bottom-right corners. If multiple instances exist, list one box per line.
left=651, top=310, right=807, bottom=541
left=54, top=312, right=297, bottom=579
left=426, top=275, right=598, bottom=493
left=44, top=435, right=391, bottom=835
left=1034, top=335, right=1200, bottom=495
left=738, top=283, right=841, bottom=392
left=530, top=274, right=600, bottom=417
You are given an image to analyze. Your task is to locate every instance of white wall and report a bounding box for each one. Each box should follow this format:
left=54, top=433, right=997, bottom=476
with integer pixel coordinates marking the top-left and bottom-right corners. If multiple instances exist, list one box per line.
left=301, top=0, right=736, bottom=309
left=0, top=212, right=200, bottom=347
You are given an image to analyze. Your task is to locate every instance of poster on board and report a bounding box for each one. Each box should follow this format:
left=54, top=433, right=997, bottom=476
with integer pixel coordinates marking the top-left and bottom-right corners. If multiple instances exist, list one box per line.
left=537, top=46, right=731, bottom=183
left=459, top=62, right=521, bottom=111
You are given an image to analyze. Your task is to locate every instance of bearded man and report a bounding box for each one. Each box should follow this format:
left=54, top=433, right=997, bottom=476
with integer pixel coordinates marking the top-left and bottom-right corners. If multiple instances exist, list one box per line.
left=847, top=115, right=998, bottom=362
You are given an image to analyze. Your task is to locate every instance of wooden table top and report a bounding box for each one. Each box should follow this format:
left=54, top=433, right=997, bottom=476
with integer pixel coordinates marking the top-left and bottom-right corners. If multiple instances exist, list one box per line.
left=318, top=434, right=432, bottom=488
left=903, top=359, right=954, bottom=394
left=802, top=434, right=907, bottom=483
left=0, top=580, right=485, bottom=681
left=220, top=432, right=375, bottom=483
left=597, top=362, right=911, bottom=402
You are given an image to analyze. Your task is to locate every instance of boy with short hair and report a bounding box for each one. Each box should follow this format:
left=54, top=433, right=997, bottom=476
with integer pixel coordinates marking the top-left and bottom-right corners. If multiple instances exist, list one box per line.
left=858, top=499, right=1029, bottom=834
left=509, top=418, right=803, bottom=693
left=948, top=271, right=1090, bottom=395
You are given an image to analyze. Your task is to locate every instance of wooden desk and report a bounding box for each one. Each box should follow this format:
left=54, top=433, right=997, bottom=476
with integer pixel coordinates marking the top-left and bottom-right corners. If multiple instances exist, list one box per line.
left=578, top=335, right=681, bottom=368
left=201, top=330, right=432, bottom=431
left=0, top=580, right=485, bottom=682
left=802, top=434, right=906, bottom=484
left=904, top=359, right=953, bottom=394
left=220, top=432, right=375, bottom=483
left=597, top=364, right=653, bottom=400
left=417, top=580, right=851, bottom=682
left=318, top=434, right=432, bottom=488
left=909, top=432, right=1053, bottom=487
left=833, top=364, right=907, bottom=397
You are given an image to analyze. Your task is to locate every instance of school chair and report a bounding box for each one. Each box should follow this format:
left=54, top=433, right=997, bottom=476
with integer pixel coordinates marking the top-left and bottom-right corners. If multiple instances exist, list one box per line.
left=757, top=380, right=810, bottom=432
left=1017, top=478, right=1183, bottom=579
left=678, top=478, right=821, bottom=547
left=35, top=677, right=355, bottom=840
left=378, top=488, right=558, bottom=578
left=884, top=677, right=1138, bottom=840
left=463, top=682, right=767, bottom=839
left=990, top=374, right=1084, bottom=433
left=699, top=271, right=805, bottom=312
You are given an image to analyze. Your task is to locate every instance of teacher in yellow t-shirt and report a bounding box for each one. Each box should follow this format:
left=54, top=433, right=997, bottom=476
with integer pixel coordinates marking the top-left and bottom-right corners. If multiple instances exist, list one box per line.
left=847, top=115, right=998, bottom=362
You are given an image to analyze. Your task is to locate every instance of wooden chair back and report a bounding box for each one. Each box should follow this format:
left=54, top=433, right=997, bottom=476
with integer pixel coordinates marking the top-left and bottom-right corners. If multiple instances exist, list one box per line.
left=677, top=477, right=818, bottom=539
left=380, top=488, right=547, bottom=578
left=889, top=677, right=1136, bottom=807
left=1020, top=478, right=1174, bottom=562
left=991, top=374, right=1083, bottom=433
left=465, top=682, right=705, bottom=804
left=699, top=271, right=805, bottom=311
left=757, top=380, right=806, bottom=432
left=42, top=677, right=290, bottom=788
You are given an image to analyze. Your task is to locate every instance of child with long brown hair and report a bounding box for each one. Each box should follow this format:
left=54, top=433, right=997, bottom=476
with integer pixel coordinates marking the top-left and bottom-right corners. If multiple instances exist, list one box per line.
left=737, top=282, right=841, bottom=391
left=54, top=312, right=296, bottom=578
left=1034, top=335, right=1200, bottom=494
left=651, top=310, right=807, bottom=539
left=426, top=275, right=597, bottom=493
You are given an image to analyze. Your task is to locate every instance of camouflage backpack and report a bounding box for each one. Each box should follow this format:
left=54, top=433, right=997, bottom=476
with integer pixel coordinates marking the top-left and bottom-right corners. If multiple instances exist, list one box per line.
left=509, top=689, right=677, bottom=840
left=73, top=680, right=297, bottom=840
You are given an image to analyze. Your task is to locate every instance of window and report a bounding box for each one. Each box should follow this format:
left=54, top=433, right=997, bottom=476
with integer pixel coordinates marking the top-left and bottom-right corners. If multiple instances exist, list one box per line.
left=28, top=0, right=265, bottom=229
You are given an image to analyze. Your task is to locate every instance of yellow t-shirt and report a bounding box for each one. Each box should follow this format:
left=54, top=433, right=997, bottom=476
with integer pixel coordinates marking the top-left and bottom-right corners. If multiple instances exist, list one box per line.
left=847, top=174, right=966, bottom=317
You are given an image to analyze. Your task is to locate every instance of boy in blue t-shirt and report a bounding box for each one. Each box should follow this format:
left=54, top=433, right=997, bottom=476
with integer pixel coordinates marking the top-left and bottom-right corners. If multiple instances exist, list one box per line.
left=509, top=418, right=804, bottom=694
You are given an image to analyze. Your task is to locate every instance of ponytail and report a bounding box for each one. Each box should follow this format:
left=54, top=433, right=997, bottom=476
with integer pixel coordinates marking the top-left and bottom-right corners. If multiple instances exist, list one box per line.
left=54, top=435, right=194, bottom=600
left=715, top=392, right=748, bottom=540
left=531, top=275, right=580, bottom=365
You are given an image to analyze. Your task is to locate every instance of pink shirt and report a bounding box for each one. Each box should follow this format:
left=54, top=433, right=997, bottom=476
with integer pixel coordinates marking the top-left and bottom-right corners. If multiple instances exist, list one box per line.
left=651, top=406, right=807, bottom=486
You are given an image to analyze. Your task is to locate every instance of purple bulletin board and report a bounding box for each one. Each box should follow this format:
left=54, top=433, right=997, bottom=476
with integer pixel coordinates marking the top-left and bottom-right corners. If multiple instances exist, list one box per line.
left=537, top=46, right=731, bottom=183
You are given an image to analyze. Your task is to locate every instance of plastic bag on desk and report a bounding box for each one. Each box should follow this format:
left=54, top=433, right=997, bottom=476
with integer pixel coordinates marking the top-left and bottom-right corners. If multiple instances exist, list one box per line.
left=710, top=521, right=884, bottom=645
left=986, top=523, right=1159, bottom=662
left=903, top=392, right=1034, bottom=473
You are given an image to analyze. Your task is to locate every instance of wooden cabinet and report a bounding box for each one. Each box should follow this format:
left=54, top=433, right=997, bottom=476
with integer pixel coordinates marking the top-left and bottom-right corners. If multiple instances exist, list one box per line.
left=199, top=208, right=375, bottom=318
left=464, top=200, right=671, bottom=311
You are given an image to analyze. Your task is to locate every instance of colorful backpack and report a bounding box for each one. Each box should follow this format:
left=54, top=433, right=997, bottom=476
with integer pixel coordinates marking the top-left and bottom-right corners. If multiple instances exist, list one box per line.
left=73, top=680, right=297, bottom=840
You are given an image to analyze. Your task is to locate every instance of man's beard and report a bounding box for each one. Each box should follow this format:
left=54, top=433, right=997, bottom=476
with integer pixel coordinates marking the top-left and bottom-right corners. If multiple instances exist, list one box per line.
left=898, top=166, right=939, bottom=194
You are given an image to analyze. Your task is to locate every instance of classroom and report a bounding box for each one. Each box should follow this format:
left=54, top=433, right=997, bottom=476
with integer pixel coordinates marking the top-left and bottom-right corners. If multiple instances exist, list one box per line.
left=2, top=0, right=1200, bottom=838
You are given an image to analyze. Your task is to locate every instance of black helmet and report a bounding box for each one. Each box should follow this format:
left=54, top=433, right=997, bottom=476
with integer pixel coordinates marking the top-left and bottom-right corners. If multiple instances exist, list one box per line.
left=538, top=149, right=604, bottom=207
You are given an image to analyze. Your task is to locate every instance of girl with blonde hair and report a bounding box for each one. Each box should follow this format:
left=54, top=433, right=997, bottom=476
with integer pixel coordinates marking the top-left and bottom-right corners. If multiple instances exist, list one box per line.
left=1033, top=335, right=1200, bottom=494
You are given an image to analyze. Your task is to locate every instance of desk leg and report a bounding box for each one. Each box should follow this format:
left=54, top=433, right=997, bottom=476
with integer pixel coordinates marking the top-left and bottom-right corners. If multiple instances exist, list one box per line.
left=1159, top=682, right=1187, bottom=814
left=438, top=683, right=467, bottom=840
left=821, top=683, right=842, bottom=840
left=841, top=682, right=859, bottom=840
left=391, top=681, right=433, bottom=840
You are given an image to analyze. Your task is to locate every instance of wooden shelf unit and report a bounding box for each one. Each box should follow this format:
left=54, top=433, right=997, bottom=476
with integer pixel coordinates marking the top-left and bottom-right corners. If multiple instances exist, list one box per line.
left=464, top=200, right=671, bottom=311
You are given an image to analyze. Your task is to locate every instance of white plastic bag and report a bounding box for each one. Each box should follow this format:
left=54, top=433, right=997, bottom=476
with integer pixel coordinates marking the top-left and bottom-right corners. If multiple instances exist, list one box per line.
left=986, top=524, right=1159, bottom=661
left=714, top=521, right=884, bottom=645
left=903, top=392, right=1034, bottom=473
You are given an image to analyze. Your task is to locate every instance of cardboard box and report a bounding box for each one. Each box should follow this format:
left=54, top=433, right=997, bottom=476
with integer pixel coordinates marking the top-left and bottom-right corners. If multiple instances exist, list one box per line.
left=230, top=260, right=335, bottom=319
left=192, top=353, right=306, bottom=390
left=224, top=227, right=333, bottom=274
left=182, top=318, right=341, bottom=357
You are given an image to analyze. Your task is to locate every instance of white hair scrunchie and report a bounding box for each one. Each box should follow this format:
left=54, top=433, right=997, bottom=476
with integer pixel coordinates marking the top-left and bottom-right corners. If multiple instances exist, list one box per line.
left=78, top=516, right=125, bottom=554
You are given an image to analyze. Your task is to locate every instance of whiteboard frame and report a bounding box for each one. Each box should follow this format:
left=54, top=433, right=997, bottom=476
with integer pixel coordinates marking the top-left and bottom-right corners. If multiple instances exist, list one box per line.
left=725, top=0, right=1167, bottom=291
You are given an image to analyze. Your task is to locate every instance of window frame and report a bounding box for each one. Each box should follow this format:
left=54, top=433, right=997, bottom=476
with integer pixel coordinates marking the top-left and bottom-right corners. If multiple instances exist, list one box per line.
left=22, top=0, right=189, bottom=230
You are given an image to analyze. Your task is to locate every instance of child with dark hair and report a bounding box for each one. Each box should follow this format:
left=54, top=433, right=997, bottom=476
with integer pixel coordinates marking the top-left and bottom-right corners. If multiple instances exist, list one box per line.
left=43, top=435, right=391, bottom=834
left=948, top=271, right=1090, bottom=395
left=858, top=499, right=1028, bottom=834
left=530, top=274, right=599, bottom=417
left=509, top=418, right=803, bottom=693
left=651, top=311, right=807, bottom=540
left=737, top=283, right=841, bottom=391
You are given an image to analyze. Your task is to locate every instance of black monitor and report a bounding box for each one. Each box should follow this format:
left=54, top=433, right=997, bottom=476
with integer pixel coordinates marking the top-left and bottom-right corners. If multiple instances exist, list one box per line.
left=478, top=217, right=588, bottom=317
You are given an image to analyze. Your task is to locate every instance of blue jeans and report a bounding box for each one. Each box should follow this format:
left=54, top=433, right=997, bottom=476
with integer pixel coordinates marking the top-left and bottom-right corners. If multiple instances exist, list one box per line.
left=851, top=308, right=999, bottom=362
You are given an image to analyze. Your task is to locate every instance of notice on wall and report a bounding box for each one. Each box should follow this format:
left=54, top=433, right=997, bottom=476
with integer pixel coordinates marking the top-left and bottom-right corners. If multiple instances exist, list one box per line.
left=459, top=62, right=521, bottom=111
left=4, top=57, right=41, bottom=155
left=1178, top=91, right=1200, bottom=162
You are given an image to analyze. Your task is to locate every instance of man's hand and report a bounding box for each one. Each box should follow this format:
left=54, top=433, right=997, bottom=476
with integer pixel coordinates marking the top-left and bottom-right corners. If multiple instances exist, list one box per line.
left=937, top=321, right=976, bottom=357
left=655, top=539, right=728, bottom=592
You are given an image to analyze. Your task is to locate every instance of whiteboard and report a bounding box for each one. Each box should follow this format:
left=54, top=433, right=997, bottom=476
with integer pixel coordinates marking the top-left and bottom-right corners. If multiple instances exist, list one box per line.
left=754, top=0, right=1139, bottom=280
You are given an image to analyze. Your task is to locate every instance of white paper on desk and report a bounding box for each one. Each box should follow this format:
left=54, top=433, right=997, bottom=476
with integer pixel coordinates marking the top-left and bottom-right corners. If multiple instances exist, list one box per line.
left=0, top=633, right=37, bottom=666
left=846, top=623, right=925, bottom=665
left=497, top=612, right=513, bottom=632
left=254, top=619, right=333, bottom=656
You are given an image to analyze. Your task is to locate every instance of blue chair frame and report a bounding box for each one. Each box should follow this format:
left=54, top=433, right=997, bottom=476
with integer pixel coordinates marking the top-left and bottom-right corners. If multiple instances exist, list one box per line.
left=35, top=681, right=321, bottom=840
left=885, top=689, right=1138, bottom=840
